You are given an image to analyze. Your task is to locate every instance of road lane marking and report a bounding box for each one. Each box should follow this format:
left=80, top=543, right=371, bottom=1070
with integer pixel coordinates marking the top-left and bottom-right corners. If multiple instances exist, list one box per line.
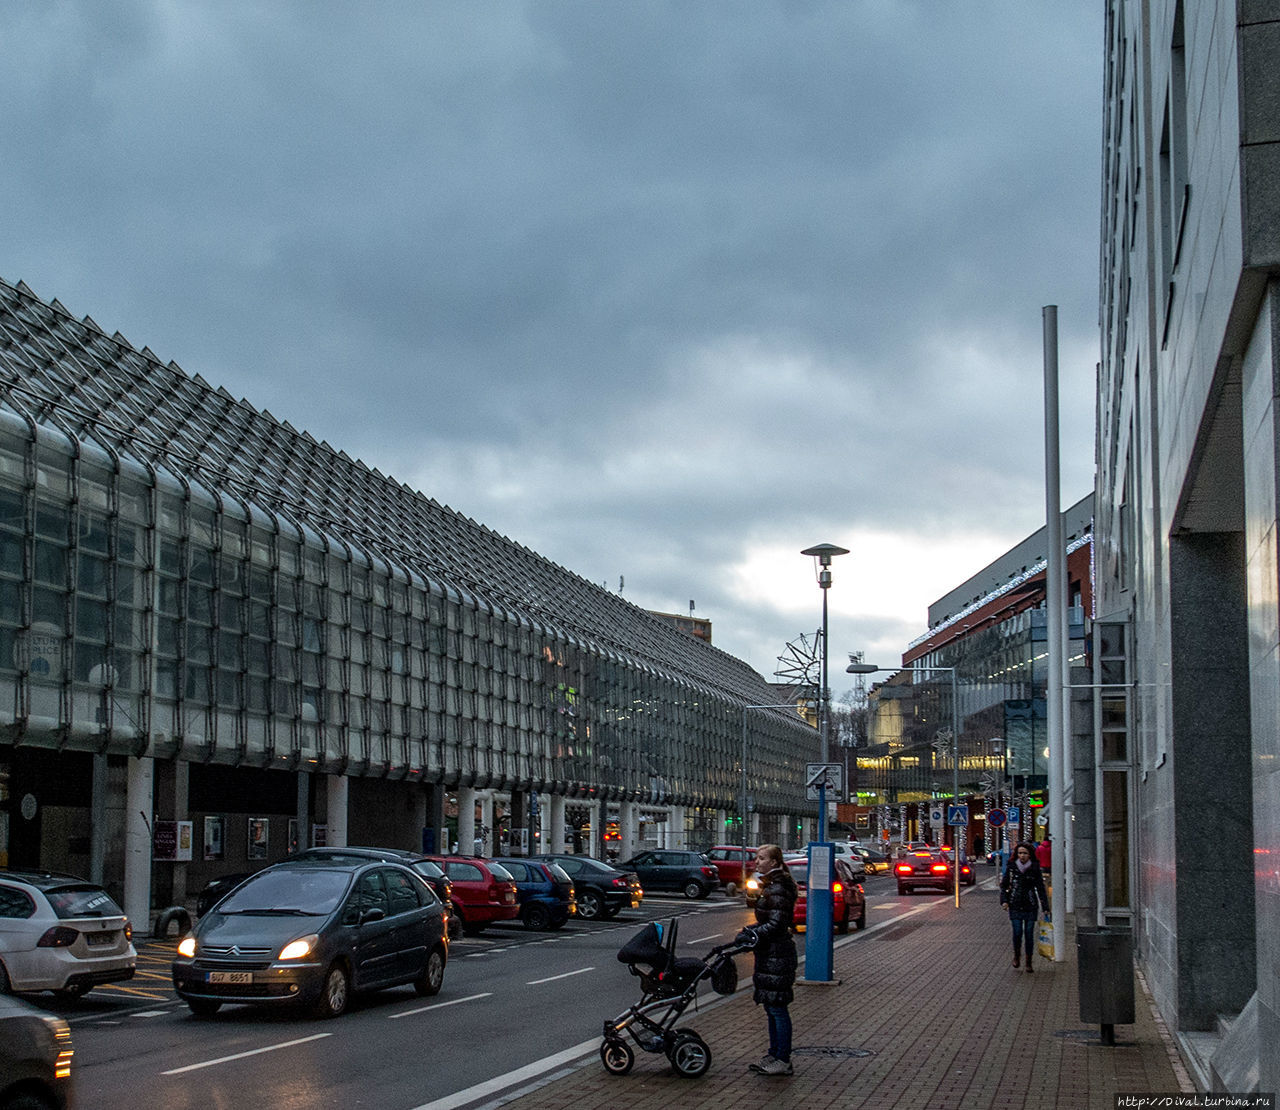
left=409, top=1037, right=598, bottom=1110
left=527, top=966, right=594, bottom=985
left=389, top=992, right=492, bottom=1020
left=686, top=933, right=722, bottom=944
left=160, top=1033, right=333, bottom=1075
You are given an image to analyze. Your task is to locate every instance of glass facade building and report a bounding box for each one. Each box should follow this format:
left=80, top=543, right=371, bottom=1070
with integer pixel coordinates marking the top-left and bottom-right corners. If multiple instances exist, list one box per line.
left=0, top=278, right=817, bottom=893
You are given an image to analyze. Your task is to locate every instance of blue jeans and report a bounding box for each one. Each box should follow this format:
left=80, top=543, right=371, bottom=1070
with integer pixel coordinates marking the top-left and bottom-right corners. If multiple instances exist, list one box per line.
left=1010, top=911, right=1037, bottom=959
left=764, top=1003, right=792, bottom=1061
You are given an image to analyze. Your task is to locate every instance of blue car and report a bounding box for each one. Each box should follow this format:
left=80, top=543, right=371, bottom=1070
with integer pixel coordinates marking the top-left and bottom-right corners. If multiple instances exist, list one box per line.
left=493, top=859, right=576, bottom=930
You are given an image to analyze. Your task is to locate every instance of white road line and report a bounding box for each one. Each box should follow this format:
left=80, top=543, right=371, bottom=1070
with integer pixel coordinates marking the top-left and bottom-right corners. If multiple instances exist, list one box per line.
left=527, top=966, right=594, bottom=985
left=409, top=1037, right=598, bottom=1110
left=159, top=1033, right=333, bottom=1075
left=389, top=991, right=492, bottom=1020
left=686, top=933, right=722, bottom=944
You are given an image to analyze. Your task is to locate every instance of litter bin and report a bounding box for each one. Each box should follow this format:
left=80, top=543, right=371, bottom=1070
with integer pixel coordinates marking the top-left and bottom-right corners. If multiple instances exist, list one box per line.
left=1077, top=926, right=1135, bottom=1044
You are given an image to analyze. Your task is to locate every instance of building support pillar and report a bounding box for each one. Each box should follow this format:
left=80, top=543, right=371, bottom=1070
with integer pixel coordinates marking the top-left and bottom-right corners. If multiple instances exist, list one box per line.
left=548, top=794, right=565, bottom=854
left=123, top=755, right=153, bottom=935
left=456, top=787, right=476, bottom=855
left=326, top=775, right=349, bottom=848
left=619, top=799, right=638, bottom=860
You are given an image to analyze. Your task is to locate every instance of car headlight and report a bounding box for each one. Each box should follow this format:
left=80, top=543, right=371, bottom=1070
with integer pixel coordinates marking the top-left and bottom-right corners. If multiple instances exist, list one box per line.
left=279, top=934, right=319, bottom=960
left=176, top=935, right=197, bottom=958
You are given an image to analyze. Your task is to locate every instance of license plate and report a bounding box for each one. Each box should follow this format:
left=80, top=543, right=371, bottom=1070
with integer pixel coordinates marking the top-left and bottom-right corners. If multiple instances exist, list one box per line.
left=208, top=971, right=252, bottom=984
left=85, top=931, right=115, bottom=946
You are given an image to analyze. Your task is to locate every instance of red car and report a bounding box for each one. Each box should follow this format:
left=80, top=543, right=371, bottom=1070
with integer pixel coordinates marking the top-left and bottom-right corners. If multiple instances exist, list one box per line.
left=425, top=856, right=520, bottom=935
left=895, top=848, right=963, bottom=895
left=784, top=855, right=866, bottom=933
left=706, top=845, right=758, bottom=896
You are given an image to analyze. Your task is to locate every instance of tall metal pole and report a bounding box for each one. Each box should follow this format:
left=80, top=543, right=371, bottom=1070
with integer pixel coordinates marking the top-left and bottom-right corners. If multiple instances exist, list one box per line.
left=952, top=667, right=960, bottom=908
left=1043, top=304, right=1066, bottom=961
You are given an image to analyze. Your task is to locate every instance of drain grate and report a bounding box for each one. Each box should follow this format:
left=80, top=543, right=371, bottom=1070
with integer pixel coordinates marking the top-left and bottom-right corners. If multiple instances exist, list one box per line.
left=793, top=1046, right=876, bottom=1058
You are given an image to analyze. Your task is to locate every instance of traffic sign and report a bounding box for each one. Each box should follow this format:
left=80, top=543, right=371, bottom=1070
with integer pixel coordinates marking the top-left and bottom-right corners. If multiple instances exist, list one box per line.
left=947, top=804, right=968, bottom=826
left=1007, top=806, right=1021, bottom=823
left=805, top=763, right=842, bottom=800
left=929, top=805, right=944, bottom=826
left=987, top=809, right=1007, bottom=827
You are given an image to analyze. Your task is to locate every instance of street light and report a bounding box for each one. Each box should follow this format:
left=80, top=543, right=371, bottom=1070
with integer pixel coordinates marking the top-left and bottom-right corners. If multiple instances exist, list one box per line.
left=800, top=543, right=848, bottom=983
left=849, top=660, right=962, bottom=908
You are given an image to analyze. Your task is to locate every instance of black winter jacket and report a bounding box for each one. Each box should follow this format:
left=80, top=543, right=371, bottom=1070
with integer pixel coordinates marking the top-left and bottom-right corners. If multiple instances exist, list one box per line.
left=1000, top=859, right=1050, bottom=915
left=748, top=866, right=798, bottom=1006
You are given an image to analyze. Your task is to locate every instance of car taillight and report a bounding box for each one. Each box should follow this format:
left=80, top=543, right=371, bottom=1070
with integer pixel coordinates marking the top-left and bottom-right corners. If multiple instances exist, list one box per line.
left=124, top=919, right=133, bottom=942
left=832, top=881, right=843, bottom=894
left=702, top=867, right=716, bottom=878
left=930, top=863, right=949, bottom=874
left=38, top=926, right=79, bottom=948
left=611, top=877, right=627, bottom=887
left=895, top=864, right=912, bottom=875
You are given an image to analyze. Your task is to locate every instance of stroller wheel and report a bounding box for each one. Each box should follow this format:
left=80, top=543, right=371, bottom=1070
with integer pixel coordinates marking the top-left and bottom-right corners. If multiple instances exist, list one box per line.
left=667, top=1031, right=712, bottom=1078
left=600, top=1037, right=635, bottom=1075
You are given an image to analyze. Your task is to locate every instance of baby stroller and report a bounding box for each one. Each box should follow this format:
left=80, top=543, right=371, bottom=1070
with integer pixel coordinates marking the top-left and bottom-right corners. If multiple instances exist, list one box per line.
left=600, top=918, right=749, bottom=1078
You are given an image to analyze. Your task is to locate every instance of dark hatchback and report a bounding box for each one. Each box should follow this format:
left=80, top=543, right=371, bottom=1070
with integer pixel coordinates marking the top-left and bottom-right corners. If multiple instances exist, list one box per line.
left=172, top=858, right=448, bottom=1018
left=293, top=846, right=461, bottom=940
left=528, top=854, right=642, bottom=920
left=492, top=858, right=575, bottom=930
left=616, top=850, right=720, bottom=899
left=895, top=848, right=959, bottom=895
left=0, top=994, right=73, bottom=1110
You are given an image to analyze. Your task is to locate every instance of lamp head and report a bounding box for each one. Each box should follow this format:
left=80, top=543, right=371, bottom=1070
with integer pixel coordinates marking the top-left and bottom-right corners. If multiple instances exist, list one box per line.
left=801, top=543, right=850, bottom=566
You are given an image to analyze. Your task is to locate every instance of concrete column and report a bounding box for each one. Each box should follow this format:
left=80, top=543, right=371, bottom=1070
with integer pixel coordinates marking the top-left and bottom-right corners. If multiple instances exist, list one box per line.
left=479, top=791, right=495, bottom=854
left=90, top=753, right=109, bottom=886
left=669, top=806, right=686, bottom=849
left=123, top=755, right=153, bottom=935
left=619, top=799, right=637, bottom=860
left=296, top=770, right=311, bottom=852
left=326, top=775, right=349, bottom=847
left=411, top=788, right=428, bottom=852
left=750, top=812, right=761, bottom=845
left=456, top=786, right=476, bottom=854
left=587, top=801, right=601, bottom=858
left=549, top=794, right=565, bottom=854
left=426, top=784, right=447, bottom=855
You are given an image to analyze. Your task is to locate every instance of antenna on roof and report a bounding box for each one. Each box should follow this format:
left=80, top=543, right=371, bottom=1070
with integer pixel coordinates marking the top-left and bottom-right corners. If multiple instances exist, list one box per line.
left=619, top=575, right=625, bottom=593
left=689, top=599, right=695, bottom=617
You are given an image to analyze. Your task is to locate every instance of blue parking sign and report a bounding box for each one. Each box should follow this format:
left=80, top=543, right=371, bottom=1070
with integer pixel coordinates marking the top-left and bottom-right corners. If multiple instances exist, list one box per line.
left=1007, top=806, right=1020, bottom=823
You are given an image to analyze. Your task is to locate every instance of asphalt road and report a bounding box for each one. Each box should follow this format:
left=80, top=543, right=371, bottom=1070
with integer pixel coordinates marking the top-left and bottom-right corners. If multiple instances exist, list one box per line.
left=21, top=870, right=924, bottom=1109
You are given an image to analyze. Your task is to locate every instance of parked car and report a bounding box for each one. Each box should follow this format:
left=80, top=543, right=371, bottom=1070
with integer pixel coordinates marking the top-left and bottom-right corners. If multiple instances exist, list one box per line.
left=894, top=848, right=956, bottom=895
left=293, top=847, right=462, bottom=940
left=706, top=845, right=758, bottom=895
left=785, top=854, right=866, bottom=933
left=811, top=843, right=868, bottom=882
left=615, top=850, right=720, bottom=899
left=0, top=993, right=73, bottom=1109
left=172, top=857, right=448, bottom=1018
left=0, top=869, right=136, bottom=998
left=529, top=854, right=642, bottom=920
left=492, top=858, right=575, bottom=930
left=195, top=872, right=254, bottom=917
left=850, top=844, right=891, bottom=873
left=424, top=856, right=520, bottom=935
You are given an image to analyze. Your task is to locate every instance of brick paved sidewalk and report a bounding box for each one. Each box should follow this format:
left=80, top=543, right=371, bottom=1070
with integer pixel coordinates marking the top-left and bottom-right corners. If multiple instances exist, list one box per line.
left=494, top=878, right=1193, bottom=1110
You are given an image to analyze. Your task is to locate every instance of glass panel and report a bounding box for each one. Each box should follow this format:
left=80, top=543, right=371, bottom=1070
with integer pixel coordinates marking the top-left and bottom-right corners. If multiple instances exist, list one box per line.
left=1102, top=770, right=1130, bottom=908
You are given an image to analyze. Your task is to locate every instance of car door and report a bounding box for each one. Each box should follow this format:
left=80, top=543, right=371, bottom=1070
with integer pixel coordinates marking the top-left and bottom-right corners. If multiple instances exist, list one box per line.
left=343, top=870, right=397, bottom=988
left=380, top=867, right=429, bottom=981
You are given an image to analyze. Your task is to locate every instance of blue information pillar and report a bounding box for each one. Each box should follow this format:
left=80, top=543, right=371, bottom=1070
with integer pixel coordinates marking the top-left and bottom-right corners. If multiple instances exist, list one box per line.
left=804, top=781, right=835, bottom=982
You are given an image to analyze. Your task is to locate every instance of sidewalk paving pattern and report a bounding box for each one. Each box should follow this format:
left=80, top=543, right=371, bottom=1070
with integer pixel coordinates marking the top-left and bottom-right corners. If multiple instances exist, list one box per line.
left=497, top=878, right=1193, bottom=1110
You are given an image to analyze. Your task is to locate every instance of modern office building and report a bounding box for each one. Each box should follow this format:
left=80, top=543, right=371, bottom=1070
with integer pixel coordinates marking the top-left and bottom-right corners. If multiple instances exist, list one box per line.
left=854, top=497, right=1092, bottom=853
left=0, top=276, right=818, bottom=927
left=1096, top=0, right=1277, bottom=1091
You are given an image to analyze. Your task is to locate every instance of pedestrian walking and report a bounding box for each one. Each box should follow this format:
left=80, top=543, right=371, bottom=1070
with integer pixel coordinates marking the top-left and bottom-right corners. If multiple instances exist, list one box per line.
left=1035, top=835, right=1052, bottom=870
left=1000, top=841, right=1050, bottom=972
left=735, top=843, right=798, bottom=1076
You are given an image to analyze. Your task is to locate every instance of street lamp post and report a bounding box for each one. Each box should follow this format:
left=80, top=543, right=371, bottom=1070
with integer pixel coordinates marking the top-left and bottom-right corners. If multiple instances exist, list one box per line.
left=849, top=660, right=963, bottom=908
left=800, top=543, right=848, bottom=983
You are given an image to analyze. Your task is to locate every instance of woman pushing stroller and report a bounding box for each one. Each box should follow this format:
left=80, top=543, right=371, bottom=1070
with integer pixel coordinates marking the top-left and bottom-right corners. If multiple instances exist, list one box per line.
left=734, top=843, right=798, bottom=1077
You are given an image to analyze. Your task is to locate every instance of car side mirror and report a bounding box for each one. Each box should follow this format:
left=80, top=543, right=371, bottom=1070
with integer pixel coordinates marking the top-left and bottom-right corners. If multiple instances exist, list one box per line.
left=360, top=907, right=386, bottom=925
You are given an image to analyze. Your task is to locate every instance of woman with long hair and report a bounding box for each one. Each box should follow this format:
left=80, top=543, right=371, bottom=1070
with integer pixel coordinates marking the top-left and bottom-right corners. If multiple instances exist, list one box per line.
left=1000, top=840, right=1050, bottom=971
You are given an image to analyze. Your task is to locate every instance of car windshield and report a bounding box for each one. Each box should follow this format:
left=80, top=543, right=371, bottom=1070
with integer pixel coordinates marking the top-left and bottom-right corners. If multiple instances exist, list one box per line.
left=45, top=885, right=124, bottom=919
left=217, top=869, right=350, bottom=915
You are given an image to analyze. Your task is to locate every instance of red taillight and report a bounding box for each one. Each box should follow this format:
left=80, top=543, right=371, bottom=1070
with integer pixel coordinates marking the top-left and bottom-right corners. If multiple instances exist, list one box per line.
left=124, top=920, right=133, bottom=942
left=895, top=863, right=912, bottom=875
left=930, top=863, right=949, bottom=874
left=611, top=877, right=627, bottom=888
left=38, top=926, right=79, bottom=948
left=702, top=867, right=716, bottom=878
left=832, top=881, right=843, bottom=894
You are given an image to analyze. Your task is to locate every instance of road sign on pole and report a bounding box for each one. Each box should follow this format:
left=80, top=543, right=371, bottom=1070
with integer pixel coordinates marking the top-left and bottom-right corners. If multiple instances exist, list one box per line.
left=805, top=763, right=842, bottom=800
left=947, top=804, right=969, bottom=826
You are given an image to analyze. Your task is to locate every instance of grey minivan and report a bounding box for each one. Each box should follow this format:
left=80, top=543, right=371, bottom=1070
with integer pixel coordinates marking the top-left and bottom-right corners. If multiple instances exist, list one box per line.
left=172, top=857, right=447, bottom=1018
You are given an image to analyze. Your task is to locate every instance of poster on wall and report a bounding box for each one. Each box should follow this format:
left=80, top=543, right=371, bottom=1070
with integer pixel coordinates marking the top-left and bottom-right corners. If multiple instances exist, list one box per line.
left=204, top=816, right=225, bottom=861
left=153, top=820, right=178, bottom=861
left=312, top=823, right=327, bottom=847
left=176, top=820, right=193, bottom=862
left=248, top=817, right=270, bottom=860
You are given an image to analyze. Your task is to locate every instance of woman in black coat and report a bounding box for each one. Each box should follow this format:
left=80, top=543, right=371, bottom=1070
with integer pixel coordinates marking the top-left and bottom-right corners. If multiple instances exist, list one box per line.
left=737, top=843, right=798, bottom=1076
left=1000, top=840, right=1050, bottom=971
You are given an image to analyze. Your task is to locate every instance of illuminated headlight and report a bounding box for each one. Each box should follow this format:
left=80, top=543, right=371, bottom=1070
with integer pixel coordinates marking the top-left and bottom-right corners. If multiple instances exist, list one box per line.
left=745, top=878, right=760, bottom=892
left=279, top=934, right=319, bottom=960
left=176, top=936, right=197, bottom=958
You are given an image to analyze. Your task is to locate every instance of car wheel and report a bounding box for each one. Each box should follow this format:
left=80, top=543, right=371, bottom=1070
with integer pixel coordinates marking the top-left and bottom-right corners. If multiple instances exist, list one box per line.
left=312, top=962, right=350, bottom=1018
left=576, top=890, right=603, bottom=920
left=415, top=947, right=445, bottom=997
left=523, top=903, right=552, bottom=931
left=186, top=997, right=222, bottom=1017
left=897, top=884, right=908, bottom=896
left=855, top=908, right=867, bottom=930
left=682, top=880, right=706, bottom=900
left=836, top=905, right=850, bottom=934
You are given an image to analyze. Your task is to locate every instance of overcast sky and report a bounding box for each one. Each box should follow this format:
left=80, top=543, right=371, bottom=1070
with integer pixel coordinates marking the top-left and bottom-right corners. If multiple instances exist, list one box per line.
left=2, top=1, right=1101, bottom=696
